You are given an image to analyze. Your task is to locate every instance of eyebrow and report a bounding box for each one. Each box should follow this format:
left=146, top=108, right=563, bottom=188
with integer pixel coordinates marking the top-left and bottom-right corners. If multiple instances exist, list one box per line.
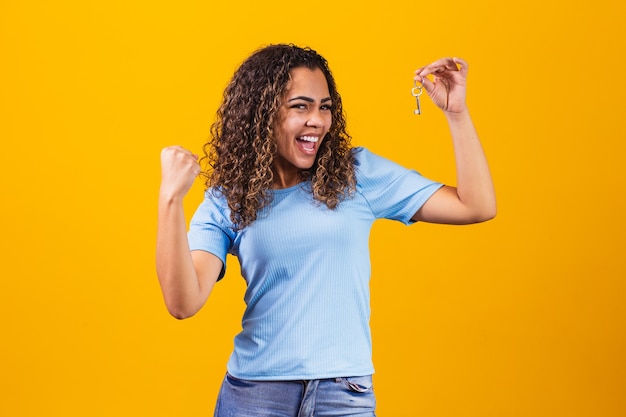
left=287, top=96, right=332, bottom=103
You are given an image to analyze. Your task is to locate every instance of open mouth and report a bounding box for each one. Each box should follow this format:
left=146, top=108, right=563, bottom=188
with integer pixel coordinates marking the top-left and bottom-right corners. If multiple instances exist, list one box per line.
left=296, top=135, right=319, bottom=153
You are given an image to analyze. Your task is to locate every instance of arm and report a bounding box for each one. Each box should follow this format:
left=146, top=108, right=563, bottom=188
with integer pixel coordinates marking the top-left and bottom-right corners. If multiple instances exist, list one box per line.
left=411, top=57, right=496, bottom=224
left=156, top=146, right=223, bottom=319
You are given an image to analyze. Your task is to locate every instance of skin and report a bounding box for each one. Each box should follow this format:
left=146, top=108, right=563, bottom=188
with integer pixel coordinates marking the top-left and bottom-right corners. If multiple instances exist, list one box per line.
left=156, top=57, right=496, bottom=319
left=272, top=67, right=332, bottom=189
left=411, top=57, right=496, bottom=224
left=156, top=146, right=222, bottom=319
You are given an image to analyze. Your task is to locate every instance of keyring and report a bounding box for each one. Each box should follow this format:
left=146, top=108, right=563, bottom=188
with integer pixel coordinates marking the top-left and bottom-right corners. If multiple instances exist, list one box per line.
left=412, top=75, right=424, bottom=97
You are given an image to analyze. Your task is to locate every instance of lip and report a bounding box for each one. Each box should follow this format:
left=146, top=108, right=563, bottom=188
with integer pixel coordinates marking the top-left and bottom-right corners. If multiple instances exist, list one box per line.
left=295, top=133, right=321, bottom=154
left=298, top=132, right=321, bottom=139
left=296, top=136, right=319, bottom=155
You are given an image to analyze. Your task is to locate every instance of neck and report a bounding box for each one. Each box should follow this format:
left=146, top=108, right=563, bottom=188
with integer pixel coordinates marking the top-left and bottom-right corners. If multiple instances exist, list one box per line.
left=272, top=168, right=300, bottom=189
left=272, top=158, right=313, bottom=189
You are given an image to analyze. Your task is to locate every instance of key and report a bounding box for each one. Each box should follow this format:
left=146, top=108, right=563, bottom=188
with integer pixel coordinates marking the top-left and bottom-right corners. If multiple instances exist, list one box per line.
left=413, top=93, right=421, bottom=115
left=411, top=78, right=424, bottom=115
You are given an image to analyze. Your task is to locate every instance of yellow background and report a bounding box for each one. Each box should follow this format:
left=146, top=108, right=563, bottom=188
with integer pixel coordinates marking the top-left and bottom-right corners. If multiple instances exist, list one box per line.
left=1, top=0, right=625, bottom=415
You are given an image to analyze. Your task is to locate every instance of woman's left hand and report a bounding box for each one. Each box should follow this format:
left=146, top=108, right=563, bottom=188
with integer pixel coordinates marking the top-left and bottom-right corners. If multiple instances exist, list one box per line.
left=415, top=57, right=468, bottom=114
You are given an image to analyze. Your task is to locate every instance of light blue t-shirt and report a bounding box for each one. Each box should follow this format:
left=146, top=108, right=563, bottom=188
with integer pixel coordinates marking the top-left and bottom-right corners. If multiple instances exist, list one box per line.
left=188, top=147, right=443, bottom=380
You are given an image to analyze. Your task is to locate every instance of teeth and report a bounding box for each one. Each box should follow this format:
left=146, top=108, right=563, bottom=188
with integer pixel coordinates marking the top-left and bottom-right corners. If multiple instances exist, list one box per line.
left=298, top=136, right=318, bottom=143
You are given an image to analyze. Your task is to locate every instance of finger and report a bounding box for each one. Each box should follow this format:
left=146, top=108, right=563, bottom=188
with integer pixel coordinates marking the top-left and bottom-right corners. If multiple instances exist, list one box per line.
left=417, top=58, right=450, bottom=75
left=421, top=76, right=437, bottom=96
left=162, top=147, right=200, bottom=172
left=165, top=145, right=196, bottom=156
left=416, top=57, right=460, bottom=79
left=191, top=162, right=201, bottom=177
left=435, top=57, right=460, bottom=71
left=412, top=73, right=435, bottom=96
left=453, top=57, right=469, bottom=77
left=175, top=147, right=200, bottom=162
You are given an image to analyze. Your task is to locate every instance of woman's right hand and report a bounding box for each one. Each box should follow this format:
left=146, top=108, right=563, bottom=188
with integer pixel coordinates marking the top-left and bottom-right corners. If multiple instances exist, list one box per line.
left=159, top=146, right=201, bottom=200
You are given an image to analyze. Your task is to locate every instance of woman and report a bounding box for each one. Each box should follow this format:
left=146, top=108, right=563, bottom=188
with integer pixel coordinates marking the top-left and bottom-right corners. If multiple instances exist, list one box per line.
left=156, top=44, right=495, bottom=416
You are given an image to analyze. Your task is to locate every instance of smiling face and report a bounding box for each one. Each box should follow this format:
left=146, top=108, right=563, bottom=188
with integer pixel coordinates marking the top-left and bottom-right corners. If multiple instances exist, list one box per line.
left=272, top=66, right=332, bottom=188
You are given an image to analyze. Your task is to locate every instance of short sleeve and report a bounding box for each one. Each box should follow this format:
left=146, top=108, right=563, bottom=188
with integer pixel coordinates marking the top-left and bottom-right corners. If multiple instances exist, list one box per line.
left=353, top=147, right=443, bottom=224
left=187, top=190, right=236, bottom=280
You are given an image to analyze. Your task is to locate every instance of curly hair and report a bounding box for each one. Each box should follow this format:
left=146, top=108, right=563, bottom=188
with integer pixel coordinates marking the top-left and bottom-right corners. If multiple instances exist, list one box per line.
left=201, top=44, right=356, bottom=230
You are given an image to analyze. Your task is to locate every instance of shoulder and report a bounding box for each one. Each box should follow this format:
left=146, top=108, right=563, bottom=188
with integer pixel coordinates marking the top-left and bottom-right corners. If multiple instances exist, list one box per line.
left=350, top=146, right=410, bottom=183
left=350, top=146, right=369, bottom=166
left=198, top=188, right=230, bottom=211
left=191, top=188, right=234, bottom=228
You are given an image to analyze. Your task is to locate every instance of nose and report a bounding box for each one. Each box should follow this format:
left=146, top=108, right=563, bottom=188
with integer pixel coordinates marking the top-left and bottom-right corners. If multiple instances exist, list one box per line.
left=305, top=109, right=324, bottom=128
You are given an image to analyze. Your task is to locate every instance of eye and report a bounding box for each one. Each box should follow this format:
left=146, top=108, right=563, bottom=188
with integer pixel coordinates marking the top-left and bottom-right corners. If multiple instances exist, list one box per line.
left=289, top=103, right=308, bottom=110
left=321, top=103, right=333, bottom=111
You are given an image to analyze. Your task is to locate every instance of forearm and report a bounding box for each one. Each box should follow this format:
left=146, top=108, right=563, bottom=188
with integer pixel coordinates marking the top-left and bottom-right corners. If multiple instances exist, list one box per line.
left=156, top=194, right=207, bottom=319
left=446, top=109, right=496, bottom=220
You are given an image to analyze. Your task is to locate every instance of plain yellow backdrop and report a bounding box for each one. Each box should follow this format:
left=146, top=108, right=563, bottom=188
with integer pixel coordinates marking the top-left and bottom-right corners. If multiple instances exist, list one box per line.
left=1, top=0, right=625, bottom=416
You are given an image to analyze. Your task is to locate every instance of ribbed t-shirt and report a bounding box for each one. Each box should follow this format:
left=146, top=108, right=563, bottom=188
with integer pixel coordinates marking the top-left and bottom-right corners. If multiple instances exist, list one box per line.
left=188, top=147, right=443, bottom=380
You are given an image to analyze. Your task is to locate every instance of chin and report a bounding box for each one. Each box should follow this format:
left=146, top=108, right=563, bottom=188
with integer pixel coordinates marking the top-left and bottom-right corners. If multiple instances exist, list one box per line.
left=296, top=157, right=318, bottom=170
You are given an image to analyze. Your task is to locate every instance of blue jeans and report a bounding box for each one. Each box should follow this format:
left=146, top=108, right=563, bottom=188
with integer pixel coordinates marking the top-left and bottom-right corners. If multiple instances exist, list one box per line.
left=214, top=373, right=376, bottom=417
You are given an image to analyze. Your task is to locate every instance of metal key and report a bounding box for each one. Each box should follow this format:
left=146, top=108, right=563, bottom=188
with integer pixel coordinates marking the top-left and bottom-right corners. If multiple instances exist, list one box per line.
left=411, top=77, right=424, bottom=115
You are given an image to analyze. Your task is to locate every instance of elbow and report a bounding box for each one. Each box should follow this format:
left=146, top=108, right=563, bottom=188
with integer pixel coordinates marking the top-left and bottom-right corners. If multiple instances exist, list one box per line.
left=168, top=309, right=196, bottom=320
left=172, top=313, right=194, bottom=320
left=164, top=300, right=200, bottom=320
left=472, top=204, right=497, bottom=223
left=477, top=212, right=496, bottom=223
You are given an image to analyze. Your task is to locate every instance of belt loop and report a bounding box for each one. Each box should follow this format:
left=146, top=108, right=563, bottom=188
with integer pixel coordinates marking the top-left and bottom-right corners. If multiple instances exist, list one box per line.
left=297, top=379, right=320, bottom=417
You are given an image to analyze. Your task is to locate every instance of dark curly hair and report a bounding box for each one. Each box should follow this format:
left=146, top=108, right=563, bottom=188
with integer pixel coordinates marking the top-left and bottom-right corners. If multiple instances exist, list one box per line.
left=201, top=44, right=356, bottom=230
